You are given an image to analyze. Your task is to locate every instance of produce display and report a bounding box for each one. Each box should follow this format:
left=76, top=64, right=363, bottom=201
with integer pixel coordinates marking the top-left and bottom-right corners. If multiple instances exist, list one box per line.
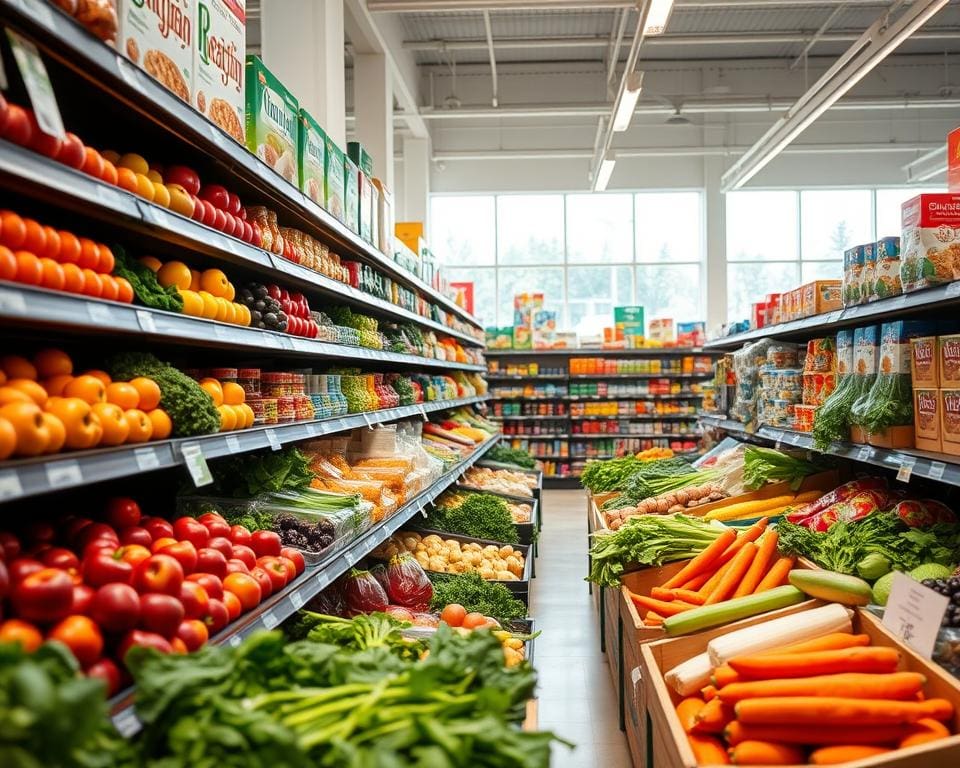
left=425, top=492, right=523, bottom=543
left=374, top=531, right=526, bottom=581
left=428, top=571, right=529, bottom=623
left=460, top=466, right=538, bottom=497
left=436, top=489, right=534, bottom=524
left=485, top=444, right=538, bottom=469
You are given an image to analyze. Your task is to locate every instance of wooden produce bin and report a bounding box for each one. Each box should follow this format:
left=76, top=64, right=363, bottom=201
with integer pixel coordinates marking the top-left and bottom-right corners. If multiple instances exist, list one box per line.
left=640, top=608, right=960, bottom=768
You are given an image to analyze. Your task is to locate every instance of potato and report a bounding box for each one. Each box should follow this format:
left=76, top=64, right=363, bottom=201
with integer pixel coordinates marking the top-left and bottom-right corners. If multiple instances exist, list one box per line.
left=495, top=570, right=514, bottom=581
left=423, top=535, right=443, bottom=546
left=479, top=567, right=496, bottom=580
left=415, top=552, right=430, bottom=568
left=428, top=556, right=447, bottom=572
left=450, top=561, right=467, bottom=573
left=482, top=545, right=499, bottom=557
left=499, top=545, right=514, bottom=558
left=444, top=539, right=461, bottom=550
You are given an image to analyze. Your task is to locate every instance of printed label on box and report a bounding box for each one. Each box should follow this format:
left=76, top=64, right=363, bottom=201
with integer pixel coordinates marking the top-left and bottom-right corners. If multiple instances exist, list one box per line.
left=940, top=334, right=960, bottom=388
left=195, top=0, right=244, bottom=143
left=244, top=55, right=298, bottom=185
left=298, top=108, right=326, bottom=206
left=324, top=138, right=346, bottom=223
left=900, top=194, right=960, bottom=292
left=120, top=0, right=193, bottom=104
left=911, top=337, right=938, bottom=388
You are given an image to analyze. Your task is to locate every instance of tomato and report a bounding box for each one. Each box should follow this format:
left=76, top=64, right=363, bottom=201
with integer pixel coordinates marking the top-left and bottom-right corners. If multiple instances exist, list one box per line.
left=82, top=551, right=133, bottom=587
left=40, top=547, right=79, bottom=571
left=91, top=583, right=140, bottom=633
left=105, top=497, right=141, bottom=529
left=118, top=629, right=173, bottom=661
left=440, top=603, right=467, bottom=628
left=250, top=530, right=282, bottom=558
left=82, top=538, right=118, bottom=561
left=231, top=544, right=256, bottom=569
left=0, top=618, right=43, bottom=651
left=222, top=572, right=261, bottom=612
left=256, top=557, right=288, bottom=592
left=228, top=525, right=252, bottom=548
left=12, top=567, right=74, bottom=623
left=8, top=557, right=43, bottom=583
left=138, top=593, right=185, bottom=639
left=116, top=544, right=152, bottom=568
left=71, top=584, right=95, bottom=615
left=86, top=658, right=121, bottom=696
left=249, top=567, right=273, bottom=598
left=205, top=536, right=233, bottom=559
left=157, top=540, right=198, bottom=575
left=197, top=512, right=230, bottom=538
left=225, top=559, right=249, bottom=575
left=62, top=517, right=93, bottom=546
left=48, top=615, right=103, bottom=666
left=280, top=547, right=305, bottom=576
left=132, top=554, right=184, bottom=596
left=141, top=517, right=174, bottom=540
left=195, top=547, right=227, bottom=579
left=277, top=557, right=298, bottom=583
left=176, top=619, right=209, bottom=652
left=77, top=523, right=119, bottom=550
left=204, top=598, right=230, bottom=634
left=186, top=572, right=223, bottom=601
left=172, top=517, right=210, bottom=549
left=460, top=612, right=491, bottom=630
left=179, top=580, right=210, bottom=620
left=0, top=530, right=22, bottom=560
left=120, top=526, right=153, bottom=547
left=150, top=536, right=178, bottom=554
left=221, top=590, right=241, bottom=621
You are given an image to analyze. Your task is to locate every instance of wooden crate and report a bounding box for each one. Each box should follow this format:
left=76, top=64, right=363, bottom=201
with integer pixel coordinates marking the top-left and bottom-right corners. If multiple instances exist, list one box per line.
left=640, top=608, right=960, bottom=768
left=604, top=584, right=622, bottom=689
left=674, top=469, right=839, bottom=519
left=625, top=664, right=648, bottom=768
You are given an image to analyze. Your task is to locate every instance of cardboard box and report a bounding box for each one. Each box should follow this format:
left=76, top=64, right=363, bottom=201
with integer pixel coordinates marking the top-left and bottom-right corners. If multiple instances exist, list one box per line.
left=867, top=424, right=916, bottom=449
left=901, top=193, right=960, bottom=292
left=940, top=334, right=960, bottom=388
left=395, top=222, right=424, bottom=255
left=372, top=178, right=393, bottom=254
left=297, top=109, right=326, bottom=207
left=949, top=126, right=960, bottom=193
left=119, top=0, right=193, bottom=104
left=836, top=329, right=853, bottom=376
left=244, top=56, right=298, bottom=185
left=194, top=0, right=245, bottom=144
left=915, top=388, right=941, bottom=452
left=347, top=141, right=374, bottom=176
left=842, top=244, right=864, bottom=307
left=323, top=136, right=345, bottom=223
left=874, top=236, right=903, bottom=300
left=344, top=156, right=360, bottom=234
left=911, top=336, right=939, bottom=388
left=801, top=280, right=842, bottom=317
left=941, top=388, right=960, bottom=457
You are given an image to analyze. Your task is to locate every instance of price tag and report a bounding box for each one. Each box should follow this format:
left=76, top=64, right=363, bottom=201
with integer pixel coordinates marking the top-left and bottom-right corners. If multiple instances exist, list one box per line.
left=7, top=31, right=64, bottom=139
left=134, top=447, right=160, bottom=471
left=343, top=549, right=359, bottom=567
left=112, top=709, right=140, bottom=739
left=0, top=470, right=23, bottom=501
left=929, top=461, right=946, bottom=481
left=136, top=310, right=157, bottom=333
left=261, top=610, right=278, bottom=630
left=289, top=591, right=304, bottom=609
left=265, top=429, right=281, bottom=451
left=826, top=310, right=843, bottom=324
left=362, top=411, right=374, bottom=427
left=306, top=422, right=320, bottom=437
left=888, top=294, right=907, bottom=310
left=896, top=456, right=917, bottom=483
left=225, top=435, right=242, bottom=454
left=181, top=443, right=213, bottom=487
left=789, top=432, right=803, bottom=445
left=882, top=572, right=949, bottom=658
left=87, top=302, right=115, bottom=325
left=856, top=445, right=873, bottom=462
left=418, top=404, right=428, bottom=421
left=148, top=207, right=172, bottom=229
left=774, top=436, right=783, bottom=450
left=45, top=460, right=82, bottom=489
left=228, top=634, right=242, bottom=648
left=0, top=289, right=27, bottom=315
left=947, top=282, right=960, bottom=298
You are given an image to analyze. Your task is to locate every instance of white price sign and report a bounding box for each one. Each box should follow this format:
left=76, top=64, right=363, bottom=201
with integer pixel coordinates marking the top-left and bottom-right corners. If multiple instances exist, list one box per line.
left=87, top=302, right=115, bottom=325
left=0, top=470, right=23, bottom=501
left=261, top=610, right=279, bottom=630
left=882, top=572, right=949, bottom=658
left=289, top=591, right=304, bottom=610
left=181, top=443, right=213, bottom=487
left=0, top=289, right=27, bottom=315
left=136, top=310, right=157, bottom=333
left=929, top=461, right=946, bottom=481
left=265, top=429, right=281, bottom=451
left=225, top=435, right=242, bottom=454
left=8, top=30, right=64, bottom=139
left=45, top=460, right=82, bottom=489
left=134, top=447, right=160, bottom=471
left=896, top=457, right=917, bottom=483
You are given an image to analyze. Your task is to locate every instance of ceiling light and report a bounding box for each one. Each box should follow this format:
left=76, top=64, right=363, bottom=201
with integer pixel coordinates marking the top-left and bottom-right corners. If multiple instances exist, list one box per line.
left=612, top=72, right=644, bottom=132
left=644, top=0, right=675, bottom=36
left=593, top=153, right=616, bottom=192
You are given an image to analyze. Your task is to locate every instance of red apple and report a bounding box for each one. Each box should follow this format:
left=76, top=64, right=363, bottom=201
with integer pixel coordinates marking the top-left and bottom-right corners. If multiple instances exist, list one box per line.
left=90, top=583, right=140, bottom=633
left=138, top=592, right=185, bottom=638
left=176, top=619, right=209, bottom=652
left=120, top=526, right=153, bottom=547
left=105, top=497, right=141, bottom=529
left=179, top=580, right=210, bottom=619
left=280, top=547, right=305, bottom=575
left=195, top=547, right=227, bottom=579
left=11, top=567, right=74, bottom=623
left=228, top=525, right=252, bottom=548
left=87, top=658, right=122, bottom=696
left=199, top=184, right=230, bottom=211
left=231, top=545, right=256, bottom=570
left=8, top=557, right=43, bottom=583
left=71, top=583, right=96, bottom=615
left=141, top=517, right=174, bottom=541
left=41, top=547, right=79, bottom=572
left=132, top=554, right=184, bottom=596
left=55, top=132, right=85, bottom=169
left=186, top=572, right=223, bottom=601
left=225, top=559, right=249, bottom=575
left=197, top=512, right=230, bottom=538
left=203, top=598, right=229, bottom=634
left=2, top=104, right=33, bottom=147
left=82, top=551, right=133, bottom=587
left=173, top=518, right=210, bottom=549
left=249, top=566, right=273, bottom=598
left=257, top=557, right=288, bottom=591
left=206, top=536, right=233, bottom=559
left=118, top=629, right=172, bottom=660
left=158, top=540, right=198, bottom=575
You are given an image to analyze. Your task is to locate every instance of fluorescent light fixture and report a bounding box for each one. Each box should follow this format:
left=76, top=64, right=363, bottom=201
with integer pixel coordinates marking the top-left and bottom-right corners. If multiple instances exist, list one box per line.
left=644, top=0, right=674, bottom=36
left=593, top=153, right=616, bottom=192
left=612, top=71, right=644, bottom=132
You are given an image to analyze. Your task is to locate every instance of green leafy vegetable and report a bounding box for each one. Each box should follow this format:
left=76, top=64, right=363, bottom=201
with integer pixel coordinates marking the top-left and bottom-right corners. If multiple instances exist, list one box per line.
left=487, top=445, right=537, bottom=470
left=858, top=371, right=914, bottom=433
left=428, top=571, right=528, bottom=622
left=111, top=246, right=184, bottom=313
left=579, top=455, right=644, bottom=493
left=742, top=446, right=829, bottom=491
left=602, top=459, right=713, bottom=510
left=205, top=447, right=314, bottom=498
left=812, top=373, right=860, bottom=450
left=424, top=493, right=520, bottom=544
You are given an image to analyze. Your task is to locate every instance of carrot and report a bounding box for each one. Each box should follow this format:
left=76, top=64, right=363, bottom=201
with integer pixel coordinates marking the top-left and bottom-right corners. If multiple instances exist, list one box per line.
left=688, top=734, right=730, bottom=765
left=712, top=664, right=739, bottom=688
left=697, top=557, right=734, bottom=597
left=651, top=586, right=677, bottom=601
left=733, top=531, right=778, bottom=598
left=899, top=718, right=951, bottom=748
left=674, top=588, right=706, bottom=606
left=728, top=647, right=900, bottom=679
left=724, top=722, right=906, bottom=746
left=717, top=672, right=926, bottom=704
left=676, top=697, right=707, bottom=733
left=705, top=542, right=757, bottom=605
left=734, top=697, right=954, bottom=726
left=714, top=518, right=769, bottom=567
left=701, top=685, right=718, bottom=702
left=810, top=746, right=892, bottom=764
left=682, top=572, right=713, bottom=591
left=774, top=632, right=870, bottom=655
left=692, top=697, right=735, bottom=733
left=754, top=556, right=795, bottom=593
left=663, top=529, right=737, bottom=589
left=728, top=740, right=805, bottom=765
left=644, top=611, right=664, bottom=626
left=629, top=592, right=696, bottom=617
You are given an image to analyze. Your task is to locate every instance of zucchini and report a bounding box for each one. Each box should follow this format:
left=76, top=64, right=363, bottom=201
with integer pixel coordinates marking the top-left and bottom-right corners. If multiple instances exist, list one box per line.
left=788, top=569, right=872, bottom=606
left=662, top=585, right=806, bottom=636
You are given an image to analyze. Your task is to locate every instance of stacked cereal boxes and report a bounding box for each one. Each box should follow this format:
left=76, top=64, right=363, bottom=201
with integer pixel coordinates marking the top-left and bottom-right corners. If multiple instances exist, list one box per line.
left=758, top=342, right=802, bottom=429
left=901, top=193, right=960, bottom=293
left=244, top=56, right=298, bottom=185
left=195, top=0, right=245, bottom=143
left=795, top=338, right=836, bottom=431
left=512, top=293, right=543, bottom=350
left=119, top=0, right=193, bottom=104
left=912, top=332, right=960, bottom=455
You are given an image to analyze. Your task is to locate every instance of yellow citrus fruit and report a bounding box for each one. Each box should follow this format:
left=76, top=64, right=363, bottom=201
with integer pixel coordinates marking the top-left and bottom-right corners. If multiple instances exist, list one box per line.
left=238, top=403, right=255, bottom=428
left=151, top=182, right=171, bottom=208
left=217, top=404, right=237, bottom=431
left=213, top=297, right=230, bottom=322
left=139, top=256, right=162, bottom=272
left=229, top=404, right=248, bottom=429
left=178, top=289, right=204, bottom=317
left=200, top=269, right=230, bottom=298
left=200, top=378, right=223, bottom=406
left=222, top=382, right=245, bottom=405
left=189, top=270, right=201, bottom=291
left=134, top=173, right=155, bottom=202
left=147, top=408, right=172, bottom=439
left=118, top=153, right=150, bottom=175
left=221, top=301, right=237, bottom=325
left=197, top=291, right=219, bottom=319
left=234, top=303, right=251, bottom=326
left=157, top=260, right=192, bottom=290
left=224, top=282, right=236, bottom=301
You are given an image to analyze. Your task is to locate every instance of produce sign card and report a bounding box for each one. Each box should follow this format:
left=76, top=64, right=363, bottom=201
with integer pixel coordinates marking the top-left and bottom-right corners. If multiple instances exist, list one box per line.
left=882, top=572, right=949, bottom=658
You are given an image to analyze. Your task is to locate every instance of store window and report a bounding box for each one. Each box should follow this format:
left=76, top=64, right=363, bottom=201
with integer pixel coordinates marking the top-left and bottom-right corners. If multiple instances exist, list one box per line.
left=565, top=194, right=634, bottom=264
left=497, top=195, right=564, bottom=265
left=496, top=267, right=565, bottom=327
left=430, top=196, right=495, bottom=266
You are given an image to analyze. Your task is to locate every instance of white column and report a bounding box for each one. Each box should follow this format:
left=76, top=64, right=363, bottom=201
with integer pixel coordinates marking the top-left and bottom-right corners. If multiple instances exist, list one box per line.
left=260, top=0, right=346, bottom=147
left=353, top=53, right=394, bottom=189
left=703, top=124, right=728, bottom=334
left=401, top=136, right=430, bottom=226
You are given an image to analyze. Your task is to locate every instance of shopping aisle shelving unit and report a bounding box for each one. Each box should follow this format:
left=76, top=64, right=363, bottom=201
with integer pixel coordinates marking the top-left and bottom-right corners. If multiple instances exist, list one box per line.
left=487, top=348, right=717, bottom=486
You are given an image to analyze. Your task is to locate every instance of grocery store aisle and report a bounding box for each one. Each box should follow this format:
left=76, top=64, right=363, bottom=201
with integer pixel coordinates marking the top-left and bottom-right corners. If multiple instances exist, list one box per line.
left=531, top=489, right=632, bottom=767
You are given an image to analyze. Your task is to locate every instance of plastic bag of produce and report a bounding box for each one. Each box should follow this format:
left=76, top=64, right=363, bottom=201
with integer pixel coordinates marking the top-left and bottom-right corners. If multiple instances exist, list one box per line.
left=893, top=499, right=956, bottom=527
left=785, top=477, right=888, bottom=524
left=342, top=569, right=389, bottom=615
left=385, top=553, right=433, bottom=611
left=806, top=490, right=886, bottom=531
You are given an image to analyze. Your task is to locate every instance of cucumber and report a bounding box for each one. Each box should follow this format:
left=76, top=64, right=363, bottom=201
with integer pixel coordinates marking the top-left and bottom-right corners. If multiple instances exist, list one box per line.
left=662, top=585, right=806, bottom=636
left=788, top=569, right=872, bottom=606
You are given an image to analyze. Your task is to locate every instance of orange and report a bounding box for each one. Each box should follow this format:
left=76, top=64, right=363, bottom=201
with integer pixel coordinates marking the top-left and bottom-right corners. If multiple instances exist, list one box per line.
left=63, top=374, right=106, bottom=404
left=14, top=251, right=42, bottom=285
left=1, top=355, right=37, bottom=380
left=197, top=290, right=218, bottom=319
left=34, top=348, right=73, bottom=378
left=45, top=397, right=101, bottom=449
left=217, top=404, right=236, bottom=431
left=189, top=270, right=201, bottom=291
left=0, top=245, right=15, bottom=281
left=221, top=382, right=245, bottom=405
left=118, top=153, right=149, bottom=175
left=0, top=211, right=25, bottom=249
left=7, top=379, right=48, bottom=407
left=0, top=370, right=5, bottom=385
left=96, top=245, right=115, bottom=273
left=61, top=263, right=85, bottom=294
left=151, top=182, right=171, bottom=208
left=80, top=269, right=102, bottom=298
left=42, top=227, right=60, bottom=260
left=146, top=169, right=163, bottom=184
left=115, top=276, right=134, bottom=304
left=124, top=409, right=153, bottom=443
left=41, top=412, right=65, bottom=453
left=224, top=281, right=235, bottom=301
left=98, top=274, right=119, bottom=302
left=0, top=416, right=15, bottom=459
left=104, top=382, right=138, bottom=410
left=130, top=377, right=161, bottom=411
left=22, top=219, right=46, bottom=255
left=156, top=260, right=192, bottom=290
left=229, top=404, right=248, bottom=429
left=100, top=159, right=118, bottom=187
left=214, top=296, right=230, bottom=322
left=200, top=269, right=230, bottom=298
left=0, top=619, right=43, bottom=652
left=178, top=289, right=204, bottom=317
left=147, top=408, right=172, bottom=440
left=234, top=303, right=251, bottom=327
left=81, top=147, right=104, bottom=179
left=77, top=239, right=100, bottom=270
left=42, top=375, right=73, bottom=397
left=101, top=149, right=121, bottom=165
left=200, top=379, right=223, bottom=406
left=0, top=386, right=32, bottom=406
left=38, top=258, right=65, bottom=291
left=134, top=174, right=155, bottom=202
left=83, top=369, right=111, bottom=386
left=58, top=231, right=81, bottom=265
left=93, top=402, right=129, bottom=446
left=221, top=300, right=237, bottom=325
left=238, top=403, right=255, bottom=429
left=115, top=167, right=139, bottom=194
left=0, top=401, right=48, bottom=455
left=139, top=256, right=162, bottom=272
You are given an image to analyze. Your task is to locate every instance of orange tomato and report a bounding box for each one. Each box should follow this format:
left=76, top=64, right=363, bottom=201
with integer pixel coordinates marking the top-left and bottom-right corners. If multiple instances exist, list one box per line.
left=200, top=269, right=230, bottom=298
left=115, top=167, right=139, bottom=194
left=100, top=159, right=119, bottom=187
left=92, top=402, right=130, bottom=446
left=42, top=374, right=74, bottom=397
left=199, top=379, right=223, bottom=406
left=222, top=590, right=242, bottom=621
left=221, top=382, right=245, bottom=406
left=147, top=408, right=172, bottom=440
left=460, top=612, right=492, bottom=630
left=114, top=276, right=134, bottom=304
left=0, top=245, right=15, bottom=281
left=45, top=397, right=101, bottom=449
left=440, top=603, right=467, bottom=628
left=129, top=377, right=161, bottom=411
left=80, top=269, right=102, bottom=298
left=96, top=244, right=115, bottom=274
left=22, top=219, right=45, bottom=255
left=58, top=231, right=81, bottom=265
left=1, top=355, right=37, bottom=380
left=134, top=174, right=155, bottom=202
left=105, top=382, right=139, bottom=409
left=14, top=251, right=42, bottom=285
left=63, top=374, right=106, bottom=404
left=34, top=348, right=73, bottom=378
left=124, top=408, right=153, bottom=443
left=0, top=416, right=15, bottom=459
left=0, top=401, right=49, bottom=455
left=83, top=370, right=111, bottom=386
left=61, top=263, right=85, bottom=294
left=223, top=572, right=261, bottom=611
left=98, top=274, right=119, bottom=302
left=7, top=379, right=48, bottom=407
left=42, top=227, right=61, bottom=260
left=81, top=146, right=104, bottom=179
left=77, top=238, right=100, bottom=270
left=48, top=615, right=103, bottom=667
left=41, top=412, right=65, bottom=453
left=0, top=211, right=25, bottom=249
left=217, top=404, right=236, bottom=431
left=139, top=256, right=162, bottom=272
left=156, top=260, right=192, bottom=290
left=38, top=258, right=65, bottom=291
left=0, top=387, right=31, bottom=406
left=0, top=619, right=43, bottom=652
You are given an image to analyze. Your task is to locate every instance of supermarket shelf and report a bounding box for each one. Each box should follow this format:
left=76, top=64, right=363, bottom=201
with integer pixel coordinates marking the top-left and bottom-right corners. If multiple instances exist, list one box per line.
left=0, top=396, right=490, bottom=503
left=569, top=415, right=698, bottom=421
left=502, top=434, right=570, bottom=440
left=490, top=396, right=569, bottom=402
left=494, top=394, right=704, bottom=402
left=527, top=454, right=572, bottom=460
left=491, top=415, right=568, bottom=421
left=487, top=375, right=568, bottom=381
left=109, top=433, right=500, bottom=736
left=704, top=285, right=960, bottom=351
left=486, top=348, right=711, bottom=357
left=700, top=413, right=960, bottom=488
left=0, top=141, right=483, bottom=347
left=569, top=433, right=700, bottom=440
left=0, top=0, right=482, bottom=333
left=0, top=285, right=485, bottom=372
left=568, top=373, right=712, bottom=380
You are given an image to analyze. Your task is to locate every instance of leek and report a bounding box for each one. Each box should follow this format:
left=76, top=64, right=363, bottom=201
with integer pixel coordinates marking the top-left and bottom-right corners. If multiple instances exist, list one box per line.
left=662, top=585, right=806, bottom=636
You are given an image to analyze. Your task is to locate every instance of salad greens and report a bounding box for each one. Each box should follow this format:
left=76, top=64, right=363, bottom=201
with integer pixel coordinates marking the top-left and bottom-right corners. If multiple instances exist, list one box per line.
left=602, top=459, right=712, bottom=511
left=580, top=456, right=644, bottom=493
left=487, top=445, right=537, bottom=470
left=742, top=446, right=829, bottom=491
left=857, top=371, right=914, bottom=434
left=424, top=493, right=520, bottom=544
left=812, top=374, right=860, bottom=451
left=206, top=447, right=314, bottom=498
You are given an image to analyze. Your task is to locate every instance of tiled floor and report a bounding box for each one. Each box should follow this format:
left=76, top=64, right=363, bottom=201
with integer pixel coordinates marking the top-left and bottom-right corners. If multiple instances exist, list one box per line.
left=531, top=489, right=632, bottom=767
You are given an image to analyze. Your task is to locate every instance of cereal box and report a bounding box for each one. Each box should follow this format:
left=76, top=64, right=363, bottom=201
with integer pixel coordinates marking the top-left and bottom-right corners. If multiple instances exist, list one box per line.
left=324, top=138, right=346, bottom=223
left=900, top=193, right=960, bottom=292
left=861, top=242, right=876, bottom=303
left=853, top=325, right=879, bottom=376
left=801, top=280, right=842, bottom=318
left=244, top=56, right=298, bottom=185
left=915, top=389, right=941, bottom=452
left=879, top=321, right=936, bottom=375
left=842, top=245, right=864, bottom=306
left=940, top=334, right=960, bottom=388
left=359, top=172, right=373, bottom=243
left=911, top=336, right=938, bottom=388
left=297, top=109, right=326, bottom=207
left=344, top=156, right=360, bottom=234
left=873, top=236, right=901, bottom=300
left=347, top=142, right=374, bottom=176
left=939, top=388, right=960, bottom=456
left=194, top=0, right=245, bottom=144
left=119, top=0, right=193, bottom=104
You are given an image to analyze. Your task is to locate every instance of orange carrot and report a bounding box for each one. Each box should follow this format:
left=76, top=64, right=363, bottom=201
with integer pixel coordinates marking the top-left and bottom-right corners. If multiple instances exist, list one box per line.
left=705, top=542, right=757, bottom=605
left=714, top=518, right=769, bottom=568
left=753, top=556, right=795, bottom=593
left=899, top=718, right=951, bottom=748
left=682, top=572, right=712, bottom=591
left=651, top=586, right=676, bottom=601
left=701, top=685, right=718, bottom=702
left=674, top=588, right=706, bottom=605
left=734, top=697, right=954, bottom=726
left=692, top=697, right=735, bottom=733
left=733, top=531, right=778, bottom=598
left=688, top=734, right=730, bottom=764
left=717, top=672, right=926, bottom=704
left=724, top=722, right=905, bottom=747
left=676, top=697, right=707, bottom=733
left=629, top=591, right=696, bottom=617
left=697, top=557, right=735, bottom=597
left=774, top=632, right=870, bottom=655
left=810, top=746, right=892, bottom=764
left=663, top=529, right=737, bottom=589
left=728, top=647, right=900, bottom=679
left=712, top=664, right=739, bottom=688
left=644, top=611, right=664, bottom=626
left=728, top=740, right=805, bottom=765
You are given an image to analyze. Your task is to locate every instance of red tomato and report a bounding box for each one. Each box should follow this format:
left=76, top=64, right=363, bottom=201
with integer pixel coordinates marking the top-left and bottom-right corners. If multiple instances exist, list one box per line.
left=141, top=517, right=174, bottom=540
left=70, top=584, right=95, bottom=615
left=206, top=536, right=233, bottom=559
left=231, top=545, right=256, bottom=569
left=225, top=559, right=249, bottom=575
left=118, top=629, right=173, bottom=661
left=48, top=615, right=103, bottom=666
left=439, top=603, right=467, bottom=628
left=195, top=547, right=227, bottom=579
left=138, top=593, right=185, bottom=639
left=41, top=547, right=80, bottom=571
left=280, top=547, right=305, bottom=575
left=157, top=540, right=198, bottom=575
left=105, top=497, right=141, bottom=530
left=256, top=557, right=288, bottom=591
left=179, top=580, right=210, bottom=620
left=228, top=525, right=252, bottom=547
left=12, top=568, right=75, bottom=623
left=76, top=523, right=119, bottom=550
left=172, top=517, right=210, bottom=549
left=82, top=551, right=133, bottom=587
left=132, top=554, right=184, bottom=596
left=86, top=658, right=122, bottom=696
left=186, top=572, right=223, bottom=601
left=90, top=583, right=140, bottom=633
left=8, top=557, right=43, bottom=583
left=0, top=530, right=21, bottom=560
left=222, top=572, right=261, bottom=612
left=176, top=619, right=209, bottom=652
left=203, top=598, right=230, bottom=633
left=249, top=567, right=273, bottom=598
left=250, top=530, right=282, bottom=558
left=120, top=526, right=153, bottom=547
left=221, top=590, right=241, bottom=621
left=197, top=512, right=230, bottom=538
left=116, top=544, right=152, bottom=568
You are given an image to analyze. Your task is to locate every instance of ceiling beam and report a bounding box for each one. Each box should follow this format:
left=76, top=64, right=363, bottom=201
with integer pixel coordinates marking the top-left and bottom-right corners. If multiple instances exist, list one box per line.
left=370, top=0, right=897, bottom=13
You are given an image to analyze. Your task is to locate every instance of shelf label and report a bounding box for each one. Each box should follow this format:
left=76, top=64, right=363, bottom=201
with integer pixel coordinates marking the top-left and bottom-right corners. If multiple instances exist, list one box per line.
left=856, top=445, right=874, bottom=462
left=112, top=709, right=140, bottom=739
left=418, top=404, right=428, bottom=421
left=228, top=634, right=242, bottom=648
left=115, top=55, right=146, bottom=94
left=343, top=548, right=359, bottom=567
left=261, top=610, right=278, bottom=630
left=896, top=457, right=917, bottom=483
left=134, top=447, right=160, bottom=471
left=947, top=282, right=960, bottom=299
left=883, top=572, right=949, bottom=658
left=45, top=460, right=82, bottom=489
left=362, top=411, right=374, bottom=427
left=289, top=591, right=304, bottom=610
left=265, top=429, right=281, bottom=451
left=181, top=443, right=212, bottom=487
left=136, top=310, right=157, bottom=333
left=0, top=470, right=23, bottom=501
left=929, top=461, right=946, bottom=481
left=0, top=288, right=27, bottom=315
left=8, top=31, right=64, bottom=139
left=225, top=435, right=242, bottom=454
left=305, top=422, right=320, bottom=437
left=87, top=302, right=115, bottom=325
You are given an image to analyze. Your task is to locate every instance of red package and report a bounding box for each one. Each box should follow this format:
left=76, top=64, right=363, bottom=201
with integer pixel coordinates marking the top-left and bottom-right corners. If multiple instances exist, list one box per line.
left=370, top=563, right=391, bottom=595
left=385, top=554, right=433, bottom=611
left=342, top=569, right=389, bottom=616
left=805, top=490, right=885, bottom=531
left=786, top=477, right=889, bottom=524
left=893, top=499, right=956, bottom=527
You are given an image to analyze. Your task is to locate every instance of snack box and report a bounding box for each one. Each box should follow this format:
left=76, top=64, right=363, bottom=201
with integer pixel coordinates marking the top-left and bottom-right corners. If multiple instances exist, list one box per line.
left=244, top=56, right=298, bottom=185
left=911, top=336, right=939, bottom=388
left=940, top=334, right=960, bottom=388
left=640, top=608, right=960, bottom=768
left=344, top=155, right=360, bottom=234
left=324, top=136, right=346, bottom=223
left=800, top=280, right=842, bottom=318
left=194, top=0, right=245, bottom=143
left=901, top=193, right=960, bottom=292
left=941, top=388, right=960, bottom=457
left=297, top=108, right=326, bottom=207
left=874, top=236, right=903, bottom=300
left=915, top=388, right=941, bottom=452
left=359, top=172, right=373, bottom=243
left=119, top=0, right=193, bottom=104
left=843, top=244, right=865, bottom=307
left=862, top=242, right=877, bottom=303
